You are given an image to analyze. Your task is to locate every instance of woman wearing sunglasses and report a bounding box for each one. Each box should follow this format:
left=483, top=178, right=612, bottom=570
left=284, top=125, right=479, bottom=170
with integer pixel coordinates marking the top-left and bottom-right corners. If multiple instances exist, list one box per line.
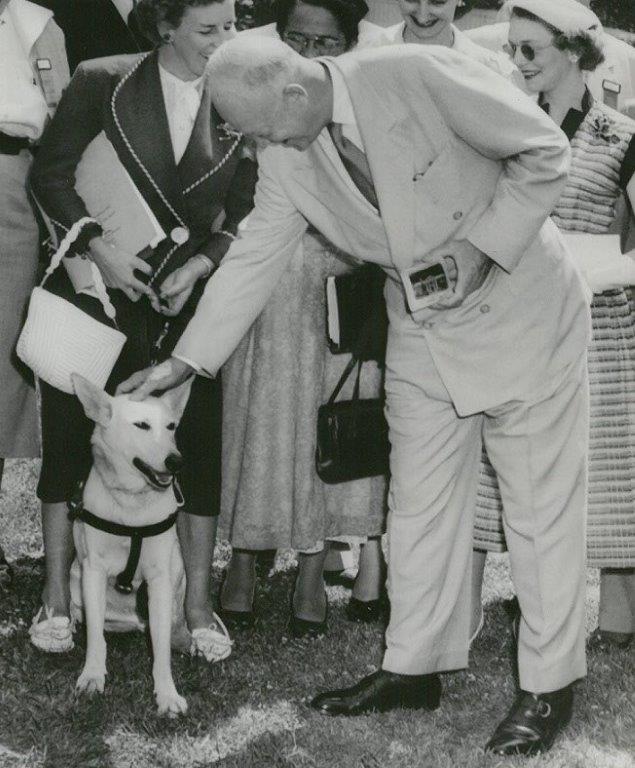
left=471, top=0, right=635, bottom=666
left=218, top=0, right=389, bottom=638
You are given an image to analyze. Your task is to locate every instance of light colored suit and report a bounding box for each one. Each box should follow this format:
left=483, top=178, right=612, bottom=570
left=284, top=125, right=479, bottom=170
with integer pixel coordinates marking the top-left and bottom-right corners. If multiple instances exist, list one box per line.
left=176, top=46, right=591, bottom=692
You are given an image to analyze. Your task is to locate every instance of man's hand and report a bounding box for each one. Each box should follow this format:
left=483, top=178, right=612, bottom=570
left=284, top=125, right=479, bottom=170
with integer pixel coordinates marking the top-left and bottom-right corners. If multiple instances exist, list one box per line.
left=116, top=358, right=195, bottom=401
left=426, top=240, right=493, bottom=309
left=89, top=236, right=154, bottom=302
left=152, top=257, right=209, bottom=316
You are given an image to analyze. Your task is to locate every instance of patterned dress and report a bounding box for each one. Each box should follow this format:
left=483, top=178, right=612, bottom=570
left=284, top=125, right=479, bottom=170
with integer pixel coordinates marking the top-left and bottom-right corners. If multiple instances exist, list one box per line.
left=219, top=229, right=387, bottom=552
left=474, top=96, right=635, bottom=569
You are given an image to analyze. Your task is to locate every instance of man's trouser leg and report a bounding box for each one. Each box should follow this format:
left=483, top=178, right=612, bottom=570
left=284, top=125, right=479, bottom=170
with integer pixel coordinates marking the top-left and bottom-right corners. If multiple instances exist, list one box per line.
left=382, top=327, right=483, bottom=675
left=483, top=355, right=589, bottom=693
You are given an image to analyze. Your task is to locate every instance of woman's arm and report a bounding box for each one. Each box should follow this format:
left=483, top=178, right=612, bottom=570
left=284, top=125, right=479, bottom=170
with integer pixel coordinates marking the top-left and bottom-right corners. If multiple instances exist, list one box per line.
left=30, top=62, right=106, bottom=247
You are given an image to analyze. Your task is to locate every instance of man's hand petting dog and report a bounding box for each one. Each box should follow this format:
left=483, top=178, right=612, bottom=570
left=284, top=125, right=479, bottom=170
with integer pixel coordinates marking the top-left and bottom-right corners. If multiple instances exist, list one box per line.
left=117, top=358, right=195, bottom=400
left=427, top=240, right=492, bottom=310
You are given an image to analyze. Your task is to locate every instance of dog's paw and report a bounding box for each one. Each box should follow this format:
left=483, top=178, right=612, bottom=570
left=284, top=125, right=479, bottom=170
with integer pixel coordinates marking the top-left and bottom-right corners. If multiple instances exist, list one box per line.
left=155, top=687, right=188, bottom=717
left=76, top=668, right=106, bottom=695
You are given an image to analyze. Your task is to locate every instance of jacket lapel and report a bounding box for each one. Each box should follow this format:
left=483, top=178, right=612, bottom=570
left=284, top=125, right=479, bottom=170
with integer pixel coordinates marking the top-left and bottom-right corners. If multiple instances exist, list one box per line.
left=327, top=55, right=417, bottom=271
left=177, top=74, right=224, bottom=186
left=111, top=50, right=187, bottom=220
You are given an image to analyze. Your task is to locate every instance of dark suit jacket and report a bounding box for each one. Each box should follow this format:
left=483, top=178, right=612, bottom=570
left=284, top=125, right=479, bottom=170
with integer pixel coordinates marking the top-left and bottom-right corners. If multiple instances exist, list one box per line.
left=32, top=0, right=151, bottom=72
left=30, top=49, right=256, bottom=345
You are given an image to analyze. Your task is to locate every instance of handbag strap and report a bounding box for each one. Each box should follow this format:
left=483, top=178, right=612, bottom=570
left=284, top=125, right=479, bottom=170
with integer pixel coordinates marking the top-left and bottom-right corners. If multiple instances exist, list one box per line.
left=327, top=356, right=363, bottom=406
left=326, top=278, right=381, bottom=405
left=40, top=217, right=118, bottom=322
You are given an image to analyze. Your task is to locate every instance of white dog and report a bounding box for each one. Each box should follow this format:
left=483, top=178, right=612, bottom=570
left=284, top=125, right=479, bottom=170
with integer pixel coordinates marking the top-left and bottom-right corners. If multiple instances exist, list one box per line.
left=68, top=374, right=230, bottom=716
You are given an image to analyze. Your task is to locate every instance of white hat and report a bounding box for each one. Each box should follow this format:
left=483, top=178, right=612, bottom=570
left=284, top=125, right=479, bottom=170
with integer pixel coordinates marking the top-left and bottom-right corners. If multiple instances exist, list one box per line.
left=499, top=0, right=601, bottom=36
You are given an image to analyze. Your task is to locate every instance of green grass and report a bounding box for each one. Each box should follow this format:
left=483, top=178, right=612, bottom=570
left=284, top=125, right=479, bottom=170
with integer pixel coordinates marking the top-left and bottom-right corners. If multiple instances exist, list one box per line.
left=1, top=459, right=634, bottom=768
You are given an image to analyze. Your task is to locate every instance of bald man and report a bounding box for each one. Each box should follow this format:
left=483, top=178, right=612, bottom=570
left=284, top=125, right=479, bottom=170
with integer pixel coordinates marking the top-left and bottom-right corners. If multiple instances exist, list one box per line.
left=120, top=37, right=591, bottom=755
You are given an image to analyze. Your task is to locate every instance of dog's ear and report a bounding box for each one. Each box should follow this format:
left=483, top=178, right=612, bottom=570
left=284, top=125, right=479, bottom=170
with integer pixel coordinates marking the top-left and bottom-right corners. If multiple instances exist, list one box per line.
left=72, top=374, right=113, bottom=426
left=159, top=378, right=193, bottom=423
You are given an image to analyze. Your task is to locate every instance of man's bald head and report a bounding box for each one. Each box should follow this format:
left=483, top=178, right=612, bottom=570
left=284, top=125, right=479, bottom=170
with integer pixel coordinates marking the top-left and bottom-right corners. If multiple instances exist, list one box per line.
left=205, top=36, right=333, bottom=150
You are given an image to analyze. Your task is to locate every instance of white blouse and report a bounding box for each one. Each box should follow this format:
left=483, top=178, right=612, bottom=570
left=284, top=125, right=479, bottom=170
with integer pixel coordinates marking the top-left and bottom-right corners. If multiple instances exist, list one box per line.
left=158, top=65, right=204, bottom=164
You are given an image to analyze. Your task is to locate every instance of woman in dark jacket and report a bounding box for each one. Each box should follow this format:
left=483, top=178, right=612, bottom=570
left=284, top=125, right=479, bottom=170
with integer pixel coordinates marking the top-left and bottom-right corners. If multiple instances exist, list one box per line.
left=28, top=0, right=256, bottom=656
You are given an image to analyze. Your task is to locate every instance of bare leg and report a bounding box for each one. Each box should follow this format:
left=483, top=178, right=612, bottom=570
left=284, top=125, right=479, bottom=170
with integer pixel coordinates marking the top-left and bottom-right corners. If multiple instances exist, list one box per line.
left=352, top=537, right=385, bottom=601
left=324, top=542, right=355, bottom=574
left=220, top=548, right=256, bottom=612
left=598, top=568, right=635, bottom=638
left=177, top=512, right=218, bottom=631
left=40, top=501, right=74, bottom=617
left=470, top=549, right=487, bottom=639
left=294, top=549, right=328, bottom=621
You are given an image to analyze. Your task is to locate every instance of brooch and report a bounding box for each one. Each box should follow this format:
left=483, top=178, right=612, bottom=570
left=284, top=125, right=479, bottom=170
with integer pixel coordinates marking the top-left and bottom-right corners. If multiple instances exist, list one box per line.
left=590, top=113, right=620, bottom=144
left=219, top=122, right=243, bottom=141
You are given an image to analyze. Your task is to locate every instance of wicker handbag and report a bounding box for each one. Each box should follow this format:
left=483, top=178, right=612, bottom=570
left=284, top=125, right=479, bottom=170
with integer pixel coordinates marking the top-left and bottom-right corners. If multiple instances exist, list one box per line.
left=17, top=219, right=126, bottom=394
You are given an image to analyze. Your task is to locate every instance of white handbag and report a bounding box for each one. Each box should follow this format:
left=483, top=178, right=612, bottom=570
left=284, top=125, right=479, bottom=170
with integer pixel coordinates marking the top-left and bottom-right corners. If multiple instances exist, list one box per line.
left=17, top=218, right=127, bottom=395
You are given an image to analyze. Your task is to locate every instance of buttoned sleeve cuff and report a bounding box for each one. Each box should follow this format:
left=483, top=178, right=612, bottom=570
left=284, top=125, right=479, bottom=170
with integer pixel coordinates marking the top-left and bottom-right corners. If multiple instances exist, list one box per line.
left=172, top=354, right=216, bottom=379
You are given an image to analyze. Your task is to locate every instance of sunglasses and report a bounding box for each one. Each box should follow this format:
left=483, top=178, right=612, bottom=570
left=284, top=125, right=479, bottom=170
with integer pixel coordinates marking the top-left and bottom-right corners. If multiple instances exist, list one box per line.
left=282, top=31, right=346, bottom=52
left=503, top=41, right=552, bottom=62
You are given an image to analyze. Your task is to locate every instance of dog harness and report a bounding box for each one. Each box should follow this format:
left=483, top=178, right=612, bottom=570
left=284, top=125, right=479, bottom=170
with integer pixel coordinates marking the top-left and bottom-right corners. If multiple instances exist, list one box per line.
left=68, top=480, right=183, bottom=594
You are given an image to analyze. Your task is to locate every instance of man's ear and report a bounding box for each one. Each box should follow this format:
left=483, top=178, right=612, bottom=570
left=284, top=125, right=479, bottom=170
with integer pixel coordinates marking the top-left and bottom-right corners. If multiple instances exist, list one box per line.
left=160, top=378, right=193, bottom=423
left=282, top=82, right=308, bottom=106
left=72, top=374, right=113, bottom=426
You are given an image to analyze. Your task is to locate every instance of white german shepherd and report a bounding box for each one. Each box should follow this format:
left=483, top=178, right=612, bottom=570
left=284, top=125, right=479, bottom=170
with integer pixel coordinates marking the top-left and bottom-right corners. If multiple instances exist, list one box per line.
left=70, top=374, right=226, bottom=716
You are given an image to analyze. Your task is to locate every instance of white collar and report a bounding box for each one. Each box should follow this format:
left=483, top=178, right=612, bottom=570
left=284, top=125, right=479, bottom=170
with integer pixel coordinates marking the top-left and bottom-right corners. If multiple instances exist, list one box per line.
left=322, top=60, right=356, bottom=128
left=158, top=64, right=203, bottom=93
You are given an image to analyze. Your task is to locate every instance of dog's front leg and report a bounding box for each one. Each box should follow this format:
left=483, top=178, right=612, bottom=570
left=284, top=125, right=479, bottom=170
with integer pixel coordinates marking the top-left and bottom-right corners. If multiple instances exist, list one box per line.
left=147, top=574, right=187, bottom=716
left=76, top=564, right=108, bottom=694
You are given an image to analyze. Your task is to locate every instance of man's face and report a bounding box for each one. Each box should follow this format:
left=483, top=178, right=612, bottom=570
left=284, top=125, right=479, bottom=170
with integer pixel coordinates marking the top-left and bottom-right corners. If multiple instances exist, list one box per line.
left=218, top=90, right=323, bottom=151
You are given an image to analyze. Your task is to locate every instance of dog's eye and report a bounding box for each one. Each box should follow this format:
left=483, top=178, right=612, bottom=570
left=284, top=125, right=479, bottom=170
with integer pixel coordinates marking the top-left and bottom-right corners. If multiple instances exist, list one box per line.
left=133, top=421, right=151, bottom=431
left=166, top=423, right=176, bottom=431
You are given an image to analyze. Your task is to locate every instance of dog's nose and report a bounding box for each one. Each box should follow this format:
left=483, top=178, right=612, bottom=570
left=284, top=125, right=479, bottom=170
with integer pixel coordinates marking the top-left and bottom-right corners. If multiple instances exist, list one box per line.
left=165, top=453, right=183, bottom=474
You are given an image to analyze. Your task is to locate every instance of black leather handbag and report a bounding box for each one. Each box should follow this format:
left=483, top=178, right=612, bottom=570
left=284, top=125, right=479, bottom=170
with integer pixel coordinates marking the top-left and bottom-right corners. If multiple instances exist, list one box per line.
left=316, top=354, right=390, bottom=484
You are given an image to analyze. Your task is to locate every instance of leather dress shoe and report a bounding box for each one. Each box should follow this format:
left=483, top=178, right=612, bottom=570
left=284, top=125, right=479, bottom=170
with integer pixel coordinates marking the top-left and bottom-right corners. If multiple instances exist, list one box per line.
left=310, top=669, right=441, bottom=716
left=486, top=686, right=573, bottom=756
left=289, top=595, right=328, bottom=639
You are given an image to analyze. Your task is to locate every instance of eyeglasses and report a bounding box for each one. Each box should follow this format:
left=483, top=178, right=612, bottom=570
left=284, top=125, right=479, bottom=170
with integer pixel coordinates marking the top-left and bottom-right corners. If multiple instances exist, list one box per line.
left=282, top=31, right=346, bottom=52
left=503, top=41, right=552, bottom=62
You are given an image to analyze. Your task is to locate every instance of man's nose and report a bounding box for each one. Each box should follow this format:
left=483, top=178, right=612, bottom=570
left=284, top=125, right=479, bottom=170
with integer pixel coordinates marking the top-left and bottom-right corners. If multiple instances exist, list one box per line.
left=165, top=452, right=183, bottom=474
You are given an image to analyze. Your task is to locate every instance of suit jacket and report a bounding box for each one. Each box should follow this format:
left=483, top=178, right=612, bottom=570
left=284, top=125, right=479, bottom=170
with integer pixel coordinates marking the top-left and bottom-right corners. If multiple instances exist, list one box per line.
left=33, top=0, right=150, bottom=72
left=174, top=45, right=590, bottom=415
left=31, top=50, right=255, bottom=280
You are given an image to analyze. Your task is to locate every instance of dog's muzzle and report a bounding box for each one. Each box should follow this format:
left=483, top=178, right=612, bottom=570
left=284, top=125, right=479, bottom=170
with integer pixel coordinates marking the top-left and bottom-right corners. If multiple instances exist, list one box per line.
left=133, top=457, right=178, bottom=490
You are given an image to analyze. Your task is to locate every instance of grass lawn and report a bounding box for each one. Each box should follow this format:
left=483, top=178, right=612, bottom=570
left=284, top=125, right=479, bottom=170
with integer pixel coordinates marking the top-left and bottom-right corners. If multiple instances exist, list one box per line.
left=0, top=459, right=633, bottom=768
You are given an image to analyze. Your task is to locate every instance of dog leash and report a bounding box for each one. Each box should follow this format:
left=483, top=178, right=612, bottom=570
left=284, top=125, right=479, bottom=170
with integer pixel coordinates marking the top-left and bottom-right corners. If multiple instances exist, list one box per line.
left=68, top=479, right=184, bottom=595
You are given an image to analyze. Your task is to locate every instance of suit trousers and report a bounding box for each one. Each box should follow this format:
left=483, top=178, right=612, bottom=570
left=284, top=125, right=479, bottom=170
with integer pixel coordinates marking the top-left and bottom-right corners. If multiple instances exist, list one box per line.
left=382, top=318, right=589, bottom=693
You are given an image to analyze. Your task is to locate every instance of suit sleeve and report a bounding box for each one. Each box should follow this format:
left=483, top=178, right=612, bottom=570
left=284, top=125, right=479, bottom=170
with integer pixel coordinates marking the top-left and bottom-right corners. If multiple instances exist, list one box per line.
left=30, top=63, right=105, bottom=240
left=173, top=147, right=308, bottom=376
left=413, top=48, right=570, bottom=272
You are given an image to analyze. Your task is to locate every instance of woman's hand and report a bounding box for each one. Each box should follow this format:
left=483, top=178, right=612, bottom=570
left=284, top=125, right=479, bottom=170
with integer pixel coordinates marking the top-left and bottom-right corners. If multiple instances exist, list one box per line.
left=154, top=256, right=210, bottom=317
left=89, top=236, right=153, bottom=301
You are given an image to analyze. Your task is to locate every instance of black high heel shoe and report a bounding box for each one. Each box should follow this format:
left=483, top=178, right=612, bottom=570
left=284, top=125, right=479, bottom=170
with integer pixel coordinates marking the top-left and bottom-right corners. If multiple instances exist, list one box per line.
left=289, top=589, right=328, bottom=639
